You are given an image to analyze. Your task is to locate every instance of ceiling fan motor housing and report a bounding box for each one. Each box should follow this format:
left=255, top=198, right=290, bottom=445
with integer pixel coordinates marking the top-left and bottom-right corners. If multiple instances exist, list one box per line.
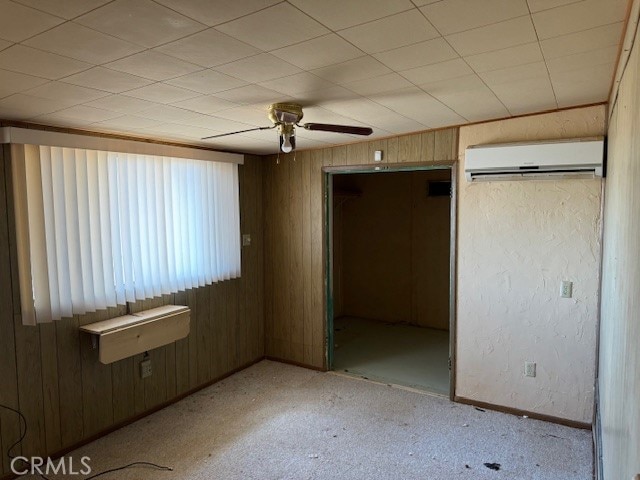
left=269, top=103, right=304, bottom=125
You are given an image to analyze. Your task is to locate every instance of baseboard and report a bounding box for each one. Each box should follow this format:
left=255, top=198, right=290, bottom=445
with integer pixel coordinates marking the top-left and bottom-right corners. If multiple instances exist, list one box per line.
left=454, top=396, right=592, bottom=430
left=0, top=356, right=264, bottom=480
left=264, top=355, right=327, bottom=372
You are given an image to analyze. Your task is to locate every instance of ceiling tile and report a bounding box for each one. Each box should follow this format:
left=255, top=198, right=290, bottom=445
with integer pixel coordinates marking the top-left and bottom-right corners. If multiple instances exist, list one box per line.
left=420, top=0, right=529, bottom=35
left=216, top=3, right=329, bottom=51
left=125, top=83, right=202, bottom=103
left=344, top=73, right=414, bottom=96
left=137, top=122, right=217, bottom=141
left=374, top=37, right=459, bottom=71
left=92, top=115, right=165, bottom=130
left=76, top=0, right=206, bottom=48
left=487, top=78, right=558, bottom=116
left=195, top=116, right=259, bottom=133
left=83, top=95, right=161, bottom=114
left=212, top=85, right=290, bottom=105
left=465, top=42, right=543, bottom=73
left=532, top=0, right=628, bottom=40
left=298, top=105, right=372, bottom=127
left=212, top=105, right=272, bottom=126
left=289, top=0, right=415, bottom=30
left=551, top=62, right=615, bottom=108
left=215, top=54, right=302, bottom=84
left=371, top=86, right=466, bottom=127
left=446, top=16, right=537, bottom=56
left=134, top=104, right=213, bottom=126
left=0, top=93, right=74, bottom=119
left=338, top=10, right=439, bottom=54
left=165, top=69, right=248, bottom=95
left=105, top=51, right=203, bottom=81
left=171, top=95, right=240, bottom=115
left=271, top=34, right=364, bottom=70
left=319, top=97, right=424, bottom=132
left=24, top=81, right=109, bottom=103
left=153, top=0, right=281, bottom=27
left=399, top=58, right=474, bottom=84
left=33, top=105, right=121, bottom=123
left=480, top=62, right=557, bottom=115
left=295, top=85, right=360, bottom=105
left=24, top=22, right=143, bottom=64
left=13, top=0, right=112, bottom=19
left=0, top=45, right=91, bottom=80
left=62, top=67, right=153, bottom=94
left=526, top=0, right=584, bottom=12
left=546, top=45, right=619, bottom=76
left=202, top=135, right=272, bottom=154
left=0, top=0, right=64, bottom=43
left=0, top=68, right=49, bottom=99
left=259, top=72, right=337, bottom=96
left=480, top=60, right=550, bottom=86
left=419, top=74, right=509, bottom=121
left=155, top=29, right=261, bottom=68
left=312, top=56, right=392, bottom=84
left=540, top=22, right=624, bottom=59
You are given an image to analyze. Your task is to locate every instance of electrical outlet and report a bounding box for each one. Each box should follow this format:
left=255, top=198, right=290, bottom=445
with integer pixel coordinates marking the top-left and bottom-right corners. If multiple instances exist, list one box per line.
left=560, top=280, right=573, bottom=298
left=140, top=358, right=152, bottom=379
left=524, top=362, right=536, bottom=378
left=242, top=234, right=251, bottom=247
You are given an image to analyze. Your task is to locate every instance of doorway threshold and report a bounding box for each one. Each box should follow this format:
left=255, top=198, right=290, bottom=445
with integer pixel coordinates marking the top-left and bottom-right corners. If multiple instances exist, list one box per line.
left=329, top=370, right=448, bottom=399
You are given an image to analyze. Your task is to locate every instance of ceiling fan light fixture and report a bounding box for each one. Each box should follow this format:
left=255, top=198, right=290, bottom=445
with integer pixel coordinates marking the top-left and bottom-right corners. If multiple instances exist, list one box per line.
left=279, top=123, right=295, bottom=153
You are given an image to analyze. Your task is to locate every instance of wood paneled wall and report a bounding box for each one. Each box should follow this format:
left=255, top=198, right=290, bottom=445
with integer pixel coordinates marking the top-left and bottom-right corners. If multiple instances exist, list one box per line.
left=0, top=151, right=264, bottom=476
left=263, top=129, right=458, bottom=369
left=334, top=170, right=451, bottom=330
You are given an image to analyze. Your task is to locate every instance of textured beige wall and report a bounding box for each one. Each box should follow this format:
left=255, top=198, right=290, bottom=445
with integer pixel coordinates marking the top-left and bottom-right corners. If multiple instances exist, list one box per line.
left=333, top=170, right=450, bottom=329
left=599, top=11, right=640, bottom=480
left=456, top=105, right=606, bottom=424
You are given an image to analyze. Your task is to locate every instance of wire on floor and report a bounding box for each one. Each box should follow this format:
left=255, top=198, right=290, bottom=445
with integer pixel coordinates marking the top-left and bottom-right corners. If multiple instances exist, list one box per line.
left=1, top=403, right=172, bottom=479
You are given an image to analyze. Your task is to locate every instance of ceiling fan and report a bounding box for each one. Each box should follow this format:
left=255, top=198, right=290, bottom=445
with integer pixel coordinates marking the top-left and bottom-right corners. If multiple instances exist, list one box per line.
left=201, top=103, right=373, bottom=153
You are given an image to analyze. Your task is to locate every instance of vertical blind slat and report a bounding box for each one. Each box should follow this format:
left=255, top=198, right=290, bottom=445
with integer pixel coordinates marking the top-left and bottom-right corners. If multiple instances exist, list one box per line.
left=16, top=147, right=241, bottom=323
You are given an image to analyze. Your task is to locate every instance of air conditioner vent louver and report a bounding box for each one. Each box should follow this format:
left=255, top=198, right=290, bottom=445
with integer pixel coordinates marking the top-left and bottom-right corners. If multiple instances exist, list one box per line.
left=465, top=137, right=604, bottom=182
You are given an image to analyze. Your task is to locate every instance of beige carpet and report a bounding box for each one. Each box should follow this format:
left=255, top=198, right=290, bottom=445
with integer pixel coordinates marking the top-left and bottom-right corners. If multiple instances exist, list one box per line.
left=42, top=360, right=592, bottom=479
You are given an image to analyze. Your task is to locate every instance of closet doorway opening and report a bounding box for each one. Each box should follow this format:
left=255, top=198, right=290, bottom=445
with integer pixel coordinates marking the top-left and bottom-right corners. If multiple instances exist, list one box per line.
left=326, top=164, right=456, bottom=398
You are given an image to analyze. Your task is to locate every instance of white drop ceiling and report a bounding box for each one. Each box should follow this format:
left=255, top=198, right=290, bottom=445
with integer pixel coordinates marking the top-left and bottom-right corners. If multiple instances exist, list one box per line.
left=0, top=0, right=629, bottom=154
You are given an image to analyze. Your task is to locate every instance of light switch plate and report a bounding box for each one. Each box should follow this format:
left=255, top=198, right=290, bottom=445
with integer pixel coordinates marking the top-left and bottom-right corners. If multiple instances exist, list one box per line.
left=561, top=280, right=573, bottom=298
left=524, top=361, right=536, bottom=377
left=242, top=234, right=251, bottom=247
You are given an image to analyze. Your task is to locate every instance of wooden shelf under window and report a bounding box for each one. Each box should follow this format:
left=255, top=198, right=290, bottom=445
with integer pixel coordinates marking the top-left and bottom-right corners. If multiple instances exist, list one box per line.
left=80, top=305, right=190, bottom=364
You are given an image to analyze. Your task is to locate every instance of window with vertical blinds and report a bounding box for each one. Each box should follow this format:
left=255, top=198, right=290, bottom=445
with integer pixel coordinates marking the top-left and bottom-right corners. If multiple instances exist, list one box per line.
left=12, top=144, right=241, bottom=325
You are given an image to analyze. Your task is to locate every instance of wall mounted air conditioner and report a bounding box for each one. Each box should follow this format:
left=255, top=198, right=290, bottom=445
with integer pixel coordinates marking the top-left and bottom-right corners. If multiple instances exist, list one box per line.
left=465, top=137, right=605, bottom=182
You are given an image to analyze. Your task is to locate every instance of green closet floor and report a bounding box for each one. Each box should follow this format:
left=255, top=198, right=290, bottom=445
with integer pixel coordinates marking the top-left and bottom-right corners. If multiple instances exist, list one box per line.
left=333, top=316, right=450, bottom=395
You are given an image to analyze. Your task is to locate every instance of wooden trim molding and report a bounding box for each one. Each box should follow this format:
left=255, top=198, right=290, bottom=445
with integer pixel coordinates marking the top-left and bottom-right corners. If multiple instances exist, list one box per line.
left=454, top=396, right=592, bottom=430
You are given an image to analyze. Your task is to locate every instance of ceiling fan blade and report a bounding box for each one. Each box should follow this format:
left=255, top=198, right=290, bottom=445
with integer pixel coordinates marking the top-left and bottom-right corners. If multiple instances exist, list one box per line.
left=202, top=125, right=275, bottom=140
left=301, top=123, right=373, bottom=136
